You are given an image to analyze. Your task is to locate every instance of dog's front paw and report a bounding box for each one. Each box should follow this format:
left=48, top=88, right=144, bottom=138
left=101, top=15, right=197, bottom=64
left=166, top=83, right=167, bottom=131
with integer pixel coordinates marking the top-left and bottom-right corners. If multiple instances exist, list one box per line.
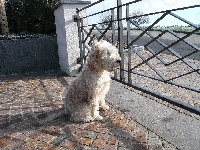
left=95, top=115, right=103, bottom=121
left=101, top=104, right=109, bottom=110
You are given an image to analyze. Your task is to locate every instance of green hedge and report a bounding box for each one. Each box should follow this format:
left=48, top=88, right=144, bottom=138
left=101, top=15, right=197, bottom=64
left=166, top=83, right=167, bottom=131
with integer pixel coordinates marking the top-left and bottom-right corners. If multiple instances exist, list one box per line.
left=5, top=0, right=57, bottom=35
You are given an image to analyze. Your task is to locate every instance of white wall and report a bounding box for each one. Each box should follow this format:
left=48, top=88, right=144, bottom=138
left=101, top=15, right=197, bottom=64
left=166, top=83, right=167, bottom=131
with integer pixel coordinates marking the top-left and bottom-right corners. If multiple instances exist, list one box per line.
left=54, top=0, right=91, bottom=76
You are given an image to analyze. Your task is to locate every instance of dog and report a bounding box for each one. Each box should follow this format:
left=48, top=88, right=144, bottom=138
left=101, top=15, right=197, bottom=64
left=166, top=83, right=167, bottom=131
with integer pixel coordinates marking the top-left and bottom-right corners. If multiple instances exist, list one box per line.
left=35, top=39, right=121, bottom=124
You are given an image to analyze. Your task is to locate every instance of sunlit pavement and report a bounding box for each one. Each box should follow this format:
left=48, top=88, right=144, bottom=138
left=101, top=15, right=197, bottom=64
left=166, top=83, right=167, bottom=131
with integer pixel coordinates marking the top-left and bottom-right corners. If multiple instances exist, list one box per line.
left=0, top=73, right=177, bottom=149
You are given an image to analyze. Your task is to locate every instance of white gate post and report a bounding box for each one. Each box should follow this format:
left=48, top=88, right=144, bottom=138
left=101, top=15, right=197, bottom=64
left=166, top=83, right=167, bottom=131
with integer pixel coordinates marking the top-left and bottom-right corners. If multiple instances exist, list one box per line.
left=53, top=0, right=91, bottom=76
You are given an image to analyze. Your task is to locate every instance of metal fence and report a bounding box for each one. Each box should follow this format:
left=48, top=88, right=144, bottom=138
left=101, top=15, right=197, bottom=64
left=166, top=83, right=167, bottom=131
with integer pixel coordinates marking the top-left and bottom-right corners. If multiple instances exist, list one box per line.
left=76, top=0, right=200, bottom=115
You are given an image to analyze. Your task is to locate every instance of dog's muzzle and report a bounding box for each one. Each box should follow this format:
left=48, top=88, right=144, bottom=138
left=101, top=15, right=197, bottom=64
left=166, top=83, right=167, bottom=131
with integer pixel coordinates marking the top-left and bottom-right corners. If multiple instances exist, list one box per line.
left=112, top=59, right=121, bottom=69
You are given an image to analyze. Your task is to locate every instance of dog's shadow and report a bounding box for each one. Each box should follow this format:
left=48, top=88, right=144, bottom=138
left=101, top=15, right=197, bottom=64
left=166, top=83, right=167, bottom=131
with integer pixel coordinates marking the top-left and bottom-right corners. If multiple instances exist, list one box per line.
left=0, top=73, right=148, bottom=150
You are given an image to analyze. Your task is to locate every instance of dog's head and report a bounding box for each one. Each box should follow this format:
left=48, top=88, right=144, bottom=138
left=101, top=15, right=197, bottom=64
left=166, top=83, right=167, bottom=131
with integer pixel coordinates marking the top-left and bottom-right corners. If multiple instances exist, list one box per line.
left=91, top=40, right=121, bottom=71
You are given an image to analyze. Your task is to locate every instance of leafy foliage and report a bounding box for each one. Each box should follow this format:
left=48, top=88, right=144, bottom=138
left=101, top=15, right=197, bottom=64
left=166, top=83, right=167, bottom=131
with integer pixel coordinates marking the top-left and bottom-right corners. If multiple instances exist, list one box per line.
left=129, top=9, right=149, bottom=25
left=0, top=32, right=56, bottom=40
left=99, top=12, right=117, bottom=29
left=98, top=9, right=149, bottom=29
left=5, top=0, right=57, bottom=34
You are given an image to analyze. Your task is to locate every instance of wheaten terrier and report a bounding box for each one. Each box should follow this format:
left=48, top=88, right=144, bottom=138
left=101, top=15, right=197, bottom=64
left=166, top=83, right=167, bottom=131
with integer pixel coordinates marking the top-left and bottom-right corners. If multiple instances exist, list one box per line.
left=35, top=39, right=121, bottom=124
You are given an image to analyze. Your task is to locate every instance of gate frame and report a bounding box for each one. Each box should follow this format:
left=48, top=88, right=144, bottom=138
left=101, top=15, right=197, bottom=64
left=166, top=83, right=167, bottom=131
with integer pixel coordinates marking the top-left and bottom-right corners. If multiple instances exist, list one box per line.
left=76, top=0, right=200, bottom=115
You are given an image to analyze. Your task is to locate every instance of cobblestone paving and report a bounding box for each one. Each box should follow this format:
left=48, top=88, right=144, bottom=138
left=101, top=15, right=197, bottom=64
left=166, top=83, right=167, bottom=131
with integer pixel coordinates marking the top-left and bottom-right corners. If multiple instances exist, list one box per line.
left=0, top=73, right=178, bottom=150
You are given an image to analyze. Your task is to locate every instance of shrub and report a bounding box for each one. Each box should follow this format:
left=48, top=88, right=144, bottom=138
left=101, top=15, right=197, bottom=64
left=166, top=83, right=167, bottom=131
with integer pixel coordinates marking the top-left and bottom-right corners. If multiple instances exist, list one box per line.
left=5, top=0, right=57, bottom=35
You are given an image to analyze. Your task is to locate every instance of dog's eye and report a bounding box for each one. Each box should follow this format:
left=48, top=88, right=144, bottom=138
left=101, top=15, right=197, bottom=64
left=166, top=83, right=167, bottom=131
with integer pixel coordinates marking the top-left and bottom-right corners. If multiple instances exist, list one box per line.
left=107, top=51, right=110, bottom=55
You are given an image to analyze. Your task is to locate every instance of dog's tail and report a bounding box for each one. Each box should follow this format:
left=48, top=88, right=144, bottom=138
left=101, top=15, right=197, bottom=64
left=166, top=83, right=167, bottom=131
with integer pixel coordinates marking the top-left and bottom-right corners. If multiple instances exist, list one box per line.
left=33, top=109, right=65, bottom=126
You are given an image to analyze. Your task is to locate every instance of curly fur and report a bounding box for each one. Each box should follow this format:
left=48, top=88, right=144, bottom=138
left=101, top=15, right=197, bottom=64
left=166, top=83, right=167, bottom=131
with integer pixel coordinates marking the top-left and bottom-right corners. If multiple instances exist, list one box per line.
left=35, top=40, right=121, bottom=124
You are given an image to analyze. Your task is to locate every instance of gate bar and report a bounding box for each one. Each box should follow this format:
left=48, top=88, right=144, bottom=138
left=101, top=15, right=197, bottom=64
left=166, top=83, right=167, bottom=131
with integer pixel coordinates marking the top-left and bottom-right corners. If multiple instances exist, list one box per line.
left=126, top=5, right=132, bottom=84
left=117, top=0, right=125, bottom=81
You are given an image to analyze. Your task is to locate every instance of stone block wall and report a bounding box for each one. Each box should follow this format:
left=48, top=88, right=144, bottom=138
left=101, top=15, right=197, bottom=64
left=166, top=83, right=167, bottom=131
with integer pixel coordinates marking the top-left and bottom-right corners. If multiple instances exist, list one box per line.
left=0, top=37, right=60, bottom=75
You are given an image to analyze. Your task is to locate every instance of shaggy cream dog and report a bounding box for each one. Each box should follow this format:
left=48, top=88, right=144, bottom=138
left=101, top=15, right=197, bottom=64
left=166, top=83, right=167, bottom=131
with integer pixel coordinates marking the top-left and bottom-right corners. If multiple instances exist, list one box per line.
left=35, top=39, right=121, bottom=124
left=65, top=39, right=121, bottom=122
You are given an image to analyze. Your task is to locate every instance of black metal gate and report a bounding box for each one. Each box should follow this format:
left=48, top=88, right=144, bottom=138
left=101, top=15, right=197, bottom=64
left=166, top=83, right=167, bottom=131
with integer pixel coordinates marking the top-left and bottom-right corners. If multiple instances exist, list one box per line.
left=76, top=0, right=200, bottom=115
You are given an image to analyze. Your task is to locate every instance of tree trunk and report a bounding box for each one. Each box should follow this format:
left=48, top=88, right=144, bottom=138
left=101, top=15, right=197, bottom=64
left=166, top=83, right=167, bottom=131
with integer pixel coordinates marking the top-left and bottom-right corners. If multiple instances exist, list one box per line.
left=0, top=0, right=9, bottom=35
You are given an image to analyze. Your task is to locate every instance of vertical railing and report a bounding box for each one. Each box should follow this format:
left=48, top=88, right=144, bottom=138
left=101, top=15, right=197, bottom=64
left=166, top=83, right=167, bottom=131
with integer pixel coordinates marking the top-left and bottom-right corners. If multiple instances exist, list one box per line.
left=117, top=0, right=125, bottom=81
left=126, top=4, right=132, bottom=84
left=81, top=19, right=86, bottom=65
left=77, top=11, right=83, bottom=69
left=111, top=9, right=118, bottom=78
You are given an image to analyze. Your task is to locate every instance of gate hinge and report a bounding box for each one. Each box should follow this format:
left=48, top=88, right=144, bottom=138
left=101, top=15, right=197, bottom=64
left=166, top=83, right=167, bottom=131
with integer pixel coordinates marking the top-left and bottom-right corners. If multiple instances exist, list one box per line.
left=73, top=15, right=78, bottom=22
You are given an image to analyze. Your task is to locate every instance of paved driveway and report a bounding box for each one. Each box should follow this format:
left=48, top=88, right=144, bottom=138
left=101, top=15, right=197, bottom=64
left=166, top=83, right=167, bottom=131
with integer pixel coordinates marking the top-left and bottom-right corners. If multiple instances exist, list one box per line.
left=0, top=73, right=176, bottom=150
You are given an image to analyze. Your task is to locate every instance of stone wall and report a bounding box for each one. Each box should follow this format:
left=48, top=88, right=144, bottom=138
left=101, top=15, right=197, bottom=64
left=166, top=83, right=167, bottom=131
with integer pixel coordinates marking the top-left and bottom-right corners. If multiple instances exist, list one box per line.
left=0, top=37, right=60, bottom=75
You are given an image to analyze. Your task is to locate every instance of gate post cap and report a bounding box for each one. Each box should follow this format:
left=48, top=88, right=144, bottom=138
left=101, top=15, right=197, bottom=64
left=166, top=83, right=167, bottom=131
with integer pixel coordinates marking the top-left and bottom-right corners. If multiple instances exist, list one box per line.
left=53, top=0, right=91, bottom=10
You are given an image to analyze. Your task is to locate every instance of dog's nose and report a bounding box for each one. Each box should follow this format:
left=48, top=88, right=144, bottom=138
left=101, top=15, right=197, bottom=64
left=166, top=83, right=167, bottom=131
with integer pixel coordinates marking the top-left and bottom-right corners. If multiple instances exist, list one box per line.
left=116, top=60, right=121, bottom=63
